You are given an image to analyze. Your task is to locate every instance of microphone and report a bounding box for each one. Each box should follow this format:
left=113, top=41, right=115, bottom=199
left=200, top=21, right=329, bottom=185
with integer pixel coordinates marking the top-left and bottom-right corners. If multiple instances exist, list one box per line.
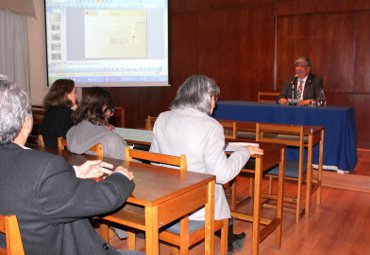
left=290, top=76, right=297, bottom=99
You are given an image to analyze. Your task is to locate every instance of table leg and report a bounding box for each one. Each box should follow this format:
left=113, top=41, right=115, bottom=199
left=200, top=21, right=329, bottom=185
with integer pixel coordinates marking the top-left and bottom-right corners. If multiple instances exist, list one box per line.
left=317, top=130, right=324, bottom=205
left=305, top=135, right=313, bottom=219
left=145, top=206, right=159, bottom=255
left=252, top=157, right=262, bottom=255
left=205, top=180, right=215, bottom=255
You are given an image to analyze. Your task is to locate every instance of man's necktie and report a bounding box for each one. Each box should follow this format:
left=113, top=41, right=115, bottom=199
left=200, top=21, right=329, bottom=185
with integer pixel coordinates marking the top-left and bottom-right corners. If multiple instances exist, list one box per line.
left=296, top=79, right=303, bottom=99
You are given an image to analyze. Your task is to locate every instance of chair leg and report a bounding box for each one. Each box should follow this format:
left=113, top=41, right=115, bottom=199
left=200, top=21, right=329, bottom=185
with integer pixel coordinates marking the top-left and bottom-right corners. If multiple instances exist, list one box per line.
left=231, top=180, right=236, bottom=211
left=296, top=179, right=303, bottom=223
left=100, top=223, right=110, bottom=242
left=220, top=219, right=229, bottom=255
left=127, top=231, right=136, bottom=250
left=268, top=175, right=273, bottom=194
left=249, top=176, right=254, bottom=197
left=317, top=131, right=324, bottom=205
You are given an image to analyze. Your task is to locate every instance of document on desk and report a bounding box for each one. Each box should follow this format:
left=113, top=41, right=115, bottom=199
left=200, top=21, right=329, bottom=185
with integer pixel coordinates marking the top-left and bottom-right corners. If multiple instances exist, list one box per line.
left=225, top=142, right=259, bottom=152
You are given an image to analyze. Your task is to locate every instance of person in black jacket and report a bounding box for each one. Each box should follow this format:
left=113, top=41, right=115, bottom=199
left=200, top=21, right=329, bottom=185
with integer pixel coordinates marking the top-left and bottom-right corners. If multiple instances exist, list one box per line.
left=277, top=57, right=323, bottom=106
left=41, top=79, right=78, bottom=147
left=0, top=79, right=143, bottom=255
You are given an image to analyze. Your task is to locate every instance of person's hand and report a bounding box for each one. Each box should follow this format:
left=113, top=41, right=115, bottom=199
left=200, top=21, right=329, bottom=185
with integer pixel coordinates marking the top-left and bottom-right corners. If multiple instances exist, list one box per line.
left=105, top=124, right=115, bottom=131
left=278, top=98, right=288, bottom=105
left=115, top=165, right=134, bottom=181
left=297, top=99, right=312, bottom=106
left=246, top=145, right=264, bottom=155
left=77, top=160, right=114, bottom=179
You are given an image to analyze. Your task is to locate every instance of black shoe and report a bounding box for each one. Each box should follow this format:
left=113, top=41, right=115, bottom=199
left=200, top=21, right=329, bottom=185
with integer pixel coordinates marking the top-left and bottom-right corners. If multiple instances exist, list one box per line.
left=228, top=232, right=246, bottom=252
left=232, top=232, right=246, bottom=251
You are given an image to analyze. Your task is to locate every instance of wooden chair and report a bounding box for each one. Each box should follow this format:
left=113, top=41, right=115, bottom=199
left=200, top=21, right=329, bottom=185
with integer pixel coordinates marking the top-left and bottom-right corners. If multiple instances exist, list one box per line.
left=31, top=105, right=46, bottom=127
left=38, top=134, right=45, bottom=147
left=144, top=115, right=157, bottom=130
left=0, top=215, right=25, bottom=255
left=109, top=107, right=125, bottom=127
left=102, top=148, right=229, bottom=255
left=257, top=91, right=280, bottom=103
left=235, top=121, right=256, bottom=141
left=256, top=123, right=306, bottom=223
left=219, top=120, right=237, bottom=140
left=26, top=106, right=46, bottom=146
left=57, top=137, right=104, bottom=158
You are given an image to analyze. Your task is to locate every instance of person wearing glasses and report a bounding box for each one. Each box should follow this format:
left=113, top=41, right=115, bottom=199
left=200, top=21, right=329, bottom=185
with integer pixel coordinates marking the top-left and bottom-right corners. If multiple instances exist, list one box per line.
left=150, top=75, right=264, bottom=254
left=277, top=57, right=324, bottom=106
left=67, top=87, right=127, bottom=160
left=42, top=79, right=78, bottom=147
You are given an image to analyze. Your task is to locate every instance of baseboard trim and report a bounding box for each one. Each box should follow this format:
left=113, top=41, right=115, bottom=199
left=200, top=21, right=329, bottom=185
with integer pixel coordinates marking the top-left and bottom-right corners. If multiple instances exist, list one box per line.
left=319, top=170, right=370, bottom=193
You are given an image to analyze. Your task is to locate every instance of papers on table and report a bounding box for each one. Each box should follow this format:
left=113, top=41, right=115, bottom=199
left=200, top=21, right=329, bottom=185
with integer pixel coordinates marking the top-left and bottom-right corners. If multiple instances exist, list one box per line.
left=224, top=142, right=259, bottom=152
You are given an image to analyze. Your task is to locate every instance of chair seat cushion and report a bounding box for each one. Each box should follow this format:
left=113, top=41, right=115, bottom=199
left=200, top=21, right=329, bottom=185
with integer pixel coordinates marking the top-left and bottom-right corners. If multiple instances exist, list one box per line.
left=266, top=160, right=307, bottom=178
left=165, top=220, right=204, bottom=234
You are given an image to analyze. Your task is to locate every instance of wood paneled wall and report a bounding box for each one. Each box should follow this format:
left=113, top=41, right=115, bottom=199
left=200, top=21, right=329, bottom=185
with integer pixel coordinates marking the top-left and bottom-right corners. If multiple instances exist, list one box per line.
left=104, top=0, right=370, bottom=148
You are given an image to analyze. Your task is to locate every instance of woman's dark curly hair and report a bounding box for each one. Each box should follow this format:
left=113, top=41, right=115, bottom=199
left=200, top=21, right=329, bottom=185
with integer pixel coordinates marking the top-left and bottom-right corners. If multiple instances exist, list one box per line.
left=72, top=87, right=112, bottom=126
left=43, top=79, right=75, bottom=109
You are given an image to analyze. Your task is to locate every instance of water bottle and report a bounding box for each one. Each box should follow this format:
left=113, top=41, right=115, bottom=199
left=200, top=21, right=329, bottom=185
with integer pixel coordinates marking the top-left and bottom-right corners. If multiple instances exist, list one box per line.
left=317, top=89, right=327, bottom=107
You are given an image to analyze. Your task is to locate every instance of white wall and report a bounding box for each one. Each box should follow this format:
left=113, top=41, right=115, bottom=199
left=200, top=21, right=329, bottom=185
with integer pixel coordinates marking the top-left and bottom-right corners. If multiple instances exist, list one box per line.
left=27, top=0, right=47, bottom=105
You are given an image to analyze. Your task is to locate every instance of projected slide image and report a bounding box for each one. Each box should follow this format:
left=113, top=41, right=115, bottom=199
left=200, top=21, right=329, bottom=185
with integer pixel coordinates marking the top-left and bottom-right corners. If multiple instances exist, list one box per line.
left=85, top=10, right=147, bottom=59
left=45, top=0, right=169, bottom=87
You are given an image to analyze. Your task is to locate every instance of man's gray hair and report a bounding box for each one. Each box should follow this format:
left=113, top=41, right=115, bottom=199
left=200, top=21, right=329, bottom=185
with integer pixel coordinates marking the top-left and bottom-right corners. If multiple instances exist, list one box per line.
left=294, top=57, right=311, bottom=67
left=0, top=80, right=31, bottom=144
left=170, top=75, right=220, bottom=113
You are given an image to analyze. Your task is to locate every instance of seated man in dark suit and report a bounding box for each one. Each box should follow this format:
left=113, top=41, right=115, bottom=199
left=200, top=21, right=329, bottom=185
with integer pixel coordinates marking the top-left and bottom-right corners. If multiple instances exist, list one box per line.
left=0, top=79, right=142, bottom=255
left=277, top=57, right=324, bottom=106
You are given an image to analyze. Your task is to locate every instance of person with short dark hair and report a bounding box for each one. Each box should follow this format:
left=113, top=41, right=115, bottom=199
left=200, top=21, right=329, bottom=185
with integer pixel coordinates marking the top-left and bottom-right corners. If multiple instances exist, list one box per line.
left=278, top=57, right=324, bottom=105
left=0, top=79, right=142, bottom=255
left=42, top=79, right=78, bottom=147
left=150, top=75, right=264, bottom=254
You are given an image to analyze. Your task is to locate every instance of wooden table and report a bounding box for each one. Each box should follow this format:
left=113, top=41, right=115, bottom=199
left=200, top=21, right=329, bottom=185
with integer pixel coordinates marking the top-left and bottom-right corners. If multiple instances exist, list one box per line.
left=28, top=145, right=215, bottom=255
left=214, top=100, right=356, bottom=171
left=228, top=142, right=286, bottom=255
left=114, top=127, right=153, bottom=147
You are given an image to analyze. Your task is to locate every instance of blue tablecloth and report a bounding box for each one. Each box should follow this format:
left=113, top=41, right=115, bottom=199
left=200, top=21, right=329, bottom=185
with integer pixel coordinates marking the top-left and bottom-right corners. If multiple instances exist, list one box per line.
left=213, top=101, right=358, bottom=171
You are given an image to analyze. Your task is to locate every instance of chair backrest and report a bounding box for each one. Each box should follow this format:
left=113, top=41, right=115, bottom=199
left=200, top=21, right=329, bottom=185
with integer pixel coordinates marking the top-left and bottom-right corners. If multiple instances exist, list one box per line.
left=38, top=134, right=45, bottom=147
left=236, top=121, right=256, bottom=140
left=255, top=123, right=304, bottom=147
left=125, top=147, right=187, bottom=173
left=145, top=116, right=157, bottom=130
left=31, top=105, right=46, bottom=127
left=57, top=137, right=104, bottom=158
left=0, top=215, right=25, bottom=255
left=257, top=91, right=280, bottom=103
left=256, top=122, right=305, bottom=177
left=57, top=137, right=68, bottom=151
left=109, top=107, right=125, bottom=127
left=219, top=120, right=237, bottom=140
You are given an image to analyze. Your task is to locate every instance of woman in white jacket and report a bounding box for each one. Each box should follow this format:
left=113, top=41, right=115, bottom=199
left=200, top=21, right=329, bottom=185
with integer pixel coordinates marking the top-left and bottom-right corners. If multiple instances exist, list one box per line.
left=150, top=75, right=263, bottom=254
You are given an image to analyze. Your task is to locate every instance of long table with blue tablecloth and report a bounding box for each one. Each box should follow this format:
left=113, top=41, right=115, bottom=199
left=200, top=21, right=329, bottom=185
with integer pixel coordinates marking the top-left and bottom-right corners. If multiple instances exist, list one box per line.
left=213, top=101, right=358, bottom=171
